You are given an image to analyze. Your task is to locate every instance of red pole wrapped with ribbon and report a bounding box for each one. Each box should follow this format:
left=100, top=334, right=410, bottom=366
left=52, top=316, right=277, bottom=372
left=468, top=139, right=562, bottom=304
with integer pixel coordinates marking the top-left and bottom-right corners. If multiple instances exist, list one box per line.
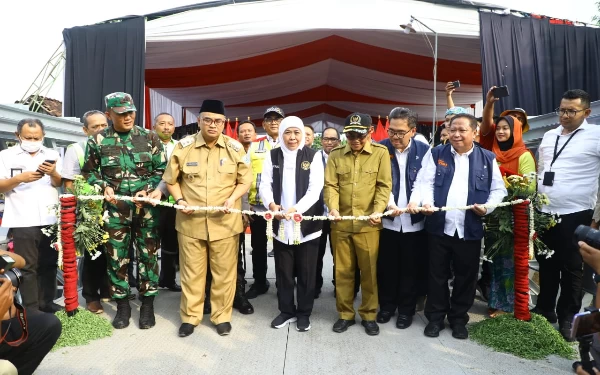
left=60, top=195, right=79, bottom=315
left=512, top=199, right=531, bottom=321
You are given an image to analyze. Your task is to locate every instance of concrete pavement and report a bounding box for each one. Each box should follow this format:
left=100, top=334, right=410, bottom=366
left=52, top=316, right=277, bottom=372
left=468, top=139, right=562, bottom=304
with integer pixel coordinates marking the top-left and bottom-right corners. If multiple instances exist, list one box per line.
left=37, top=237, right=574, bottom=375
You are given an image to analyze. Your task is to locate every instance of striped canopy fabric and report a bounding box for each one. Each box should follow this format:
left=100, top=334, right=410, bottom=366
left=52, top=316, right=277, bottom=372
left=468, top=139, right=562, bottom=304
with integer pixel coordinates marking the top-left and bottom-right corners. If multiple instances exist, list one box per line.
left=144, top=0, right=483, bottom=132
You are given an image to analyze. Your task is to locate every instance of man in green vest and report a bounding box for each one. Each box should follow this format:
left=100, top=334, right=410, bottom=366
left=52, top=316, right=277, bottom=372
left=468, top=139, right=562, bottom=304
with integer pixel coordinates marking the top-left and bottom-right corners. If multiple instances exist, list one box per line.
left=62, top=110, right=110, bottom=314
left=246, top=106, right=283, bottom=299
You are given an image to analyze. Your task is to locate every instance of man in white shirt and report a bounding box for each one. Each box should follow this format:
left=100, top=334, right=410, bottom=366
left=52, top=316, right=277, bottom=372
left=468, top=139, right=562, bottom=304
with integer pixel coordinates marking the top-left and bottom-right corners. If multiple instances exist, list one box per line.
left=0, top=118, right=62, bottom=313
left=377, top=108, right=430, bottom=329
left=153, top=112, right=182, bottom=293
left=409, top=114, right=506, bottom=340
left=62, top=110, right=109, bottom=314
left=532, top=89, right=600, bottom=341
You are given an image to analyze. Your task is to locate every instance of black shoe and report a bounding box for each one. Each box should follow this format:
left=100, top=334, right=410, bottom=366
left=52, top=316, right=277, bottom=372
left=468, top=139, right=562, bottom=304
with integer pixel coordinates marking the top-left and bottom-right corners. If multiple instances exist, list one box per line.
left=530, top=307, right=558, bottom=324
left=451, top=324, right=468, bottom=339
left=268, top=250, right=275, bottom=257
left=424, top=321, right=445, bottom=337
left=179, top=323, right=195, bottom=337
left=159, top=282, right=182, bottom=292
left=139, top=296, right=156, bottom=329
left=361, top=320, right=380, bottom=336
left=476, top=279, right=490, bottom=302
left=559, top=320, right=575, bottom=342
left=216, top=322, right=232, bottom=336
left=376, top=311, right=393, bottom=324
left=296, top=316, right=311, bottom=332
left=246, top=282, right=270, bottom=299
left=396, top=314, right=413, bottom=329
left=332, top=319, right=356, bottom=333
left=271, top=314, right=297, bottom=328
left=314, top=289, right=321, bottom=299
left=204, top=300, right=211, bottom=315
left=112, top=299, right=132, bottom=329
left=233, top=296, right=254, bottom=315
left=40, top=302, right=64, bottom=314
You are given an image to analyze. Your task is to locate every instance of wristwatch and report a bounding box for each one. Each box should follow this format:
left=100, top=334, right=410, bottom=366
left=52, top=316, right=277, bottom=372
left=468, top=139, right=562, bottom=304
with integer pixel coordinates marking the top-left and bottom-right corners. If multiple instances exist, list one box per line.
left=594, top=273, right=600, bottom=284
left=175, top=198, right=185, bottom=205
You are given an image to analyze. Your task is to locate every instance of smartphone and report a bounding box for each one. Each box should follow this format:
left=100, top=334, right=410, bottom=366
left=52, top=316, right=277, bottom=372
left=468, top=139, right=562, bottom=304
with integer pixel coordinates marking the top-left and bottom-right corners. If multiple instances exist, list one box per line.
left=452, top=80, right=461, bottom=88
left=0, top=254, right=15, bottom=270
left=571, top=309, right=600, bottom=340
left=36, top=159, right=56, bottom=174
left=492, top=86, right=510, bottom=98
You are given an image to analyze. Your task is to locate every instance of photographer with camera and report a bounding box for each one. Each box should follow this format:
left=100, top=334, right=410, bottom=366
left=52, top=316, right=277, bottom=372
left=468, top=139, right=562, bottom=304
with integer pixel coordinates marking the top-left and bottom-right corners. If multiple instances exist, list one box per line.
left=0, top=250, right=61, bottom=375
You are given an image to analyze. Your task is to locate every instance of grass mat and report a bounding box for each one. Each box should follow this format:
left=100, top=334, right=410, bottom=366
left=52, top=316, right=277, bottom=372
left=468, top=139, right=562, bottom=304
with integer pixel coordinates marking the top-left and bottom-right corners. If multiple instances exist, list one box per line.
left=52, top=308, right=113, bottom=351
left=469, top=313, right=577, bottom=360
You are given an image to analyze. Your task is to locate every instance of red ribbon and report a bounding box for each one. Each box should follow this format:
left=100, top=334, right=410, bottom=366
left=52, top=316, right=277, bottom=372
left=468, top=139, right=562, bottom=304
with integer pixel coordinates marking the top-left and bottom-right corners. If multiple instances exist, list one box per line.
left=512, top=201, right=531, bottom=321
left=60, top=196, right=79, bottom=314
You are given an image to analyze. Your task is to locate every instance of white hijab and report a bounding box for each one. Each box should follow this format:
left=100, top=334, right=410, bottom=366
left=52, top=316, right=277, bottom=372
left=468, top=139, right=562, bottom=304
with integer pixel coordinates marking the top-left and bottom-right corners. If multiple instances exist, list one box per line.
left=277, top=116, right=305, bottom=213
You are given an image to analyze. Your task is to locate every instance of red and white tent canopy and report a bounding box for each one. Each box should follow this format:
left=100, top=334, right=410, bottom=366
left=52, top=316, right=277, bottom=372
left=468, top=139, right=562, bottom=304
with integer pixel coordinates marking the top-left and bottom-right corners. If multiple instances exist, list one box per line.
left=145, top=0, right=484, bottom=131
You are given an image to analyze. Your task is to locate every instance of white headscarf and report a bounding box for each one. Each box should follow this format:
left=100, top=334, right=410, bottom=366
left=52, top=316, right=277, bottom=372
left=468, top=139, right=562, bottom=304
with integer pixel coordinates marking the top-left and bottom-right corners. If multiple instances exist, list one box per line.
left=278, top=116, right=305, bottom=158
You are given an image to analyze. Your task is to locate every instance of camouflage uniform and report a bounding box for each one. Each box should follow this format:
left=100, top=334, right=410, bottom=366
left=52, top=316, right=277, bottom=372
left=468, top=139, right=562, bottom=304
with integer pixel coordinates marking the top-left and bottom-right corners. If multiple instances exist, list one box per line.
left=82, top=124, right=166, bottom=299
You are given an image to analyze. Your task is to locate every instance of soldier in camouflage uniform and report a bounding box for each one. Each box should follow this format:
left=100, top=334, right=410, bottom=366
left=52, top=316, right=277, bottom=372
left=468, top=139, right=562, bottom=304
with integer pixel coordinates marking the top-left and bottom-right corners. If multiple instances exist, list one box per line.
left=82, top=92, right=166, bottom=330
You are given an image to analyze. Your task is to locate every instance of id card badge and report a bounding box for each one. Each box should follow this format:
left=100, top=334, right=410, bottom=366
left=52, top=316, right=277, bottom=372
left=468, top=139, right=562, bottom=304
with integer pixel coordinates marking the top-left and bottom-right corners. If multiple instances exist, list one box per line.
left=542, top=171, right=555, bottom=186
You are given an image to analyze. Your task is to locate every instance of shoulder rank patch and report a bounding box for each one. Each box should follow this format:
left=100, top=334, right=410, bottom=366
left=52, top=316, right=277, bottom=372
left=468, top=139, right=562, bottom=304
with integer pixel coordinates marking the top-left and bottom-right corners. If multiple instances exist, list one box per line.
left=179, top=136, right=194, bottom=148
left=227, top=139, right=242, bottom=152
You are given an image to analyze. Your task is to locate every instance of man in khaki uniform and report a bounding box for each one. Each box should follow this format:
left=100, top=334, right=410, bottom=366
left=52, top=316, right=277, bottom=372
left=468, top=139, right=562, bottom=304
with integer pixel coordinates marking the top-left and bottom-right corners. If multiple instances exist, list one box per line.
left=162, top=100, right=252, bottom=337
left=325, top=113, right=392, bottom=336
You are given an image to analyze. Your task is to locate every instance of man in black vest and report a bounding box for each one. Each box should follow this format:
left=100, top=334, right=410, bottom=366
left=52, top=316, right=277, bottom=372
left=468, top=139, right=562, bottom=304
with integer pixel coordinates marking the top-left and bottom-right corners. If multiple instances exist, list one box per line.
left=408, top=114, right=507, bottom=339
left=259, top=116, right=324, bottom=331
left=377, top=107, right=430, bottom=329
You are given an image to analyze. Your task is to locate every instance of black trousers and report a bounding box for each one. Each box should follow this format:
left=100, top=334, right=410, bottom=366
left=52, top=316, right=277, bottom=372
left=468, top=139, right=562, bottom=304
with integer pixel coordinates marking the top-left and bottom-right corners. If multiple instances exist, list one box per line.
left=250, top=216, right=268, bottom=285
left=316, top=221, right=332, bottom=291
left=536, top=209, right=593, bottom=322
left=159, top=206, right=179, bottom=285
left=0, top=310, right=62, bottom=375
left=81, top=245, right=110, bottom=303
left=377, top=229, right=428, bottom=316
left=425, top=233, right=481, bottom=326
left=274, top=238, right=319, bottom=317
left=206, top=233, right=247, bottom=296
left=12, top=227, right=56, bottom=311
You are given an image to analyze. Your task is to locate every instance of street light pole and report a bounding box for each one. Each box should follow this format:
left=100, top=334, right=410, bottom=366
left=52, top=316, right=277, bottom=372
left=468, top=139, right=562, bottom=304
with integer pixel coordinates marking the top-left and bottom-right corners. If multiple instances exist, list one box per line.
left=402, top=16, right=438, bottom=144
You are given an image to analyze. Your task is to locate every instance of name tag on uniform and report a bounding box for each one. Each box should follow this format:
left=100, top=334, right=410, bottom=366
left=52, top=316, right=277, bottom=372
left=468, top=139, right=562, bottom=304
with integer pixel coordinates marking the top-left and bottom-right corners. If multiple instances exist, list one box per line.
left=186, top=162, right=198, bottom=167
left=10, top=168, right=22, bottom=177
left=254, top=150, right=266, bottom=154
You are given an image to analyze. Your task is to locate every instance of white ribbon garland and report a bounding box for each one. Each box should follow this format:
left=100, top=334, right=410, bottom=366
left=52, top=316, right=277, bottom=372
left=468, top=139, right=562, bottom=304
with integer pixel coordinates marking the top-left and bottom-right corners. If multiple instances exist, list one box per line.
left=65, top=194, right=530, bottom=245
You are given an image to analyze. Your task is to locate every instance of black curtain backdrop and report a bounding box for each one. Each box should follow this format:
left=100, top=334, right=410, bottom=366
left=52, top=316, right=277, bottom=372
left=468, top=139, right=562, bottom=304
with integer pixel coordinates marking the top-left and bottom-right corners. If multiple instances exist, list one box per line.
left=479, top=12, right=600, bottom=116
left=63, top=17, right=145, bottom=125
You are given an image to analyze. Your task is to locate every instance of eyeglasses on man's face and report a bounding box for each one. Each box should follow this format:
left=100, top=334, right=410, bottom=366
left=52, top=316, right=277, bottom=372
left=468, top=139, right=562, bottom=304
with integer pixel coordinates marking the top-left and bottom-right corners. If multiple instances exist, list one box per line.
left=263, top=117, right=282, bottom=125
left=555, top=108, right=588, bottom=118
left=345, top=132, right=368, bottom=141
left=201, top=117, right=225, bottom=126
left=387, top=129, right=412, bottom=139
left=322, top=137, right=339, bottom=143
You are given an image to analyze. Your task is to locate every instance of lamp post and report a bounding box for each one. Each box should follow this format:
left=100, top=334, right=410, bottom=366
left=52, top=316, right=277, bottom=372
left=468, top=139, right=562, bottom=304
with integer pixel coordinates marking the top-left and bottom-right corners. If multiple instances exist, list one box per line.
left=401, top=16, right=438, bottom=144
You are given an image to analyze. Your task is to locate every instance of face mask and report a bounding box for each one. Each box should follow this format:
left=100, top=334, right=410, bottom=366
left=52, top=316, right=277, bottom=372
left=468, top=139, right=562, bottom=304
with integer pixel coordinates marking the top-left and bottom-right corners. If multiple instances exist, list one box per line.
left=20, top=138, right=43, bottom=153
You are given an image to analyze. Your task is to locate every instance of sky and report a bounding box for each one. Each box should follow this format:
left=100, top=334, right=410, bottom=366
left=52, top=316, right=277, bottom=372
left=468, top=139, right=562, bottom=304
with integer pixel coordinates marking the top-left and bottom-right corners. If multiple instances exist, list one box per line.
left=0, top=0, right=598, bottom=107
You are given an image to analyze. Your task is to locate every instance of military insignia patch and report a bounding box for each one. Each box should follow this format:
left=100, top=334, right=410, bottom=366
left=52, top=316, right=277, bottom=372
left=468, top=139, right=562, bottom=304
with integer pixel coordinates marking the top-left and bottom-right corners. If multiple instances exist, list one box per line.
left=350, top=115, right=361, bottom=125
left=301, top=161, right=311, bottom=170
left=180, top=136, right=194, bottom=148
left=227, top=140, right=241, bottom=152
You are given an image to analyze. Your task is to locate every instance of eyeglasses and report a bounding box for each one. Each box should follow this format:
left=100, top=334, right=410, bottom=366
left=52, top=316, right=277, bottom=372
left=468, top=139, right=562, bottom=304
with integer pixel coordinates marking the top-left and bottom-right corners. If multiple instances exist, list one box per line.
left=201, top=117, right=225, bottom=126
left=322, top=137, right=339, bottom=143
left=555, top=108, right=588, bottom=117
left=387, top=129, right=411, bottom=139
left=345, top=132, right=368, bottom=141
left=263, top=117, right=282, bottom=125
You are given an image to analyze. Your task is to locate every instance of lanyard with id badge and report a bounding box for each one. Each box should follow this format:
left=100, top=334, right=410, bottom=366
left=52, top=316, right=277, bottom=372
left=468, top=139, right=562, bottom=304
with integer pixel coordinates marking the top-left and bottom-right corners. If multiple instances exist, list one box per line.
left=542, top=129, right=581, bottom=186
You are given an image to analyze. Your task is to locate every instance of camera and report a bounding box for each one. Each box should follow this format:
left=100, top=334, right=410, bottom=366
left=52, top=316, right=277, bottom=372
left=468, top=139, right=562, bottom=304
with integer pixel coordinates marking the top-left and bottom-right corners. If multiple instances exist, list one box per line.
left=0, top=268, right=22, bottom=289
left=574, top=225, right=600, bottom=249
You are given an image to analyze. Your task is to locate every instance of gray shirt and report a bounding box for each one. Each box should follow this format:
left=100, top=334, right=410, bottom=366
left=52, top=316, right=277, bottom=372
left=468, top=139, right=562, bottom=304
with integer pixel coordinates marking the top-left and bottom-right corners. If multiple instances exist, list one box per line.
left=61, top=141, right=86, bottom=181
